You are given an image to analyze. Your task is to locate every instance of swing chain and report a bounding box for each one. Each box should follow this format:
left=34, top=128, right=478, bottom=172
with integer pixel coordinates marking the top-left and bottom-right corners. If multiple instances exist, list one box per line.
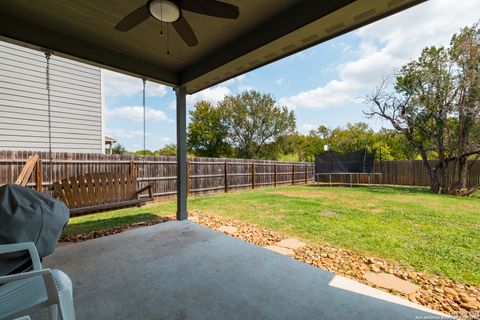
left=141, top=79, right=147, bottom=188
left=142, top=79, right=146, bottom=159
left=44, top=50, right=54, bottom=184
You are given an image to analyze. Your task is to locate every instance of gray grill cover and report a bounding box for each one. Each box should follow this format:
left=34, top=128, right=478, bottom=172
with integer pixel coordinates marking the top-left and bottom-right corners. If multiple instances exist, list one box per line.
left=0, top=184, right=69, bottom=275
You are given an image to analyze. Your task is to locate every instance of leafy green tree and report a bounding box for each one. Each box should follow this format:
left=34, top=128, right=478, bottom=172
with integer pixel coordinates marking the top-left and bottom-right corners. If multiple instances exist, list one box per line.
left=135, top=149, right=153, bottom=156
left=111, top=143, right=127, bottom=155
left=366, top=23, right=480, bottom=195
left=219, top=90, right=296, bottom=159
left=187, top=101, right=231, bottom=157
left=158, top=143, right=177, bottom=156
left=279, top=123, right=419, bottom=162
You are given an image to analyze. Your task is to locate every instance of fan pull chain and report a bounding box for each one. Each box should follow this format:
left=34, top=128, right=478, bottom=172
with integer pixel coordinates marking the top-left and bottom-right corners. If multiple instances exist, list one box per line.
left=160, top=3, right=163, bottom=35
left=157, top=3, right=169, bottom=55
left=166, top=24, right=170, bottom=55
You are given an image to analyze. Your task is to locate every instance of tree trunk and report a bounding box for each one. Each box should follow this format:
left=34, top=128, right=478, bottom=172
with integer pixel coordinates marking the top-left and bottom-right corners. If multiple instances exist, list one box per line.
left=427, top=168, right=441, bottom=193
left=447, top=157, right=468, bottom=194
left=457, top=157, right=468, bottom=189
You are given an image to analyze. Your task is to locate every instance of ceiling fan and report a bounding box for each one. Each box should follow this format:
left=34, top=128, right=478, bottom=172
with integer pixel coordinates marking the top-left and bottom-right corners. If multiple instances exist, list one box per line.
left=115, top=0, right=240, bottom=47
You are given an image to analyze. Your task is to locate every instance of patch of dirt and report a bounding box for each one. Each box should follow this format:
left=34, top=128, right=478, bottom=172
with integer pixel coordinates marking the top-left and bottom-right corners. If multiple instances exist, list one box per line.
left=192, top=210, right=480, bottom=316
left=60, top=216, right=173, bottom=243
left=317, top=209, right=340, bottom=217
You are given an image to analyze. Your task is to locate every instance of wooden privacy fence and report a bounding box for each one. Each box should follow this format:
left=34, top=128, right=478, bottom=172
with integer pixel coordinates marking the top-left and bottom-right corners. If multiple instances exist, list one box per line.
left=3, top=151, right=480, bottom=196
left=0, top=151, right=315, bottom=199
left=374, top=160, right=480, bottom=188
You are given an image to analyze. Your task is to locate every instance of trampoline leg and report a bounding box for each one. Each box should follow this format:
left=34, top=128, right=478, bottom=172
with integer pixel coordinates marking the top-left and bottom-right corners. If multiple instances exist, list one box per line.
left=350, top=173, right=352, bottom=187
left=368, top=174, right=371, bottom=187
left=329, top=174, right=332, bottom=187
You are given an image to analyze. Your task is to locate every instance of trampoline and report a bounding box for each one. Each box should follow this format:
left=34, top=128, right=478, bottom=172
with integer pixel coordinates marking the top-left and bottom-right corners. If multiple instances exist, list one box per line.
left=314, top=150, right=382, bottom=187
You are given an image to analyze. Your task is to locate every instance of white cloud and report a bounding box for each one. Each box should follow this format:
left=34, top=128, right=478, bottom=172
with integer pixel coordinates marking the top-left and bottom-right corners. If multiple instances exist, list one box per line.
left=160, top=137, right=172, bottom=143
left=280, top=80, right=362, bottom=110
left=279, top=0, right=480, bottom=110
left=105, top=128, right=146, bottom=139
left=106, top=106, right=168, bottom=122
left=103, top=70, right=167, bottom=97
left=276, top=78, right=284, bottom=85
left=186, top=86, right=231, bottom=107
left=238, top=85, right=254, bottom=92
left=299, top=123, right=318, bottom=134
left=221, top=74, right=247, bottom=86
left=169, top=85, right=234, bottom=110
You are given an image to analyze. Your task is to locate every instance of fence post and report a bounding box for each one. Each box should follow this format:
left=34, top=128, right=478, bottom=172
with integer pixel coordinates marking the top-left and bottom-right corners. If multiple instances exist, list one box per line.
left=303, top=164, right=307, bottom=184
left=292, top=164, right=295, bottom=185
left=186, top=160, right=190, bottom=196
left=129, top=160, right=135, bottom=178
left=252, top=163, right=256, bottom=189
left=36, top=159, right=43, bottom=192
left=274, top=164, right=277, bottom=187
left=224, top=162, right=228, bottom=193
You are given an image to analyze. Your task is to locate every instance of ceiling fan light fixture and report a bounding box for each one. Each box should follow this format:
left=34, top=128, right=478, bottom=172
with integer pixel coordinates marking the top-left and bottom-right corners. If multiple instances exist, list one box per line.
left=149, top=0, right=180, bottom=23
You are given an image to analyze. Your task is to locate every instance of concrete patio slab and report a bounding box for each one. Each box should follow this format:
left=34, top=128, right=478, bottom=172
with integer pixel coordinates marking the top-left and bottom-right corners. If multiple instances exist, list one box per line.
left=35, top=221, right=443, bottom=320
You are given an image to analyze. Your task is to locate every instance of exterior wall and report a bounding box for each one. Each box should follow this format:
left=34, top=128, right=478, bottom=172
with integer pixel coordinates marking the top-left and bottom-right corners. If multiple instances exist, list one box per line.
left=0, top=41, right=103, bottom=153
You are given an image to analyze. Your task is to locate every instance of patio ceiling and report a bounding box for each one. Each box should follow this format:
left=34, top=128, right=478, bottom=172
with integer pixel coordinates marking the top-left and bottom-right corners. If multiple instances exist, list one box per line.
left=0, top=0, right=425, bottom=94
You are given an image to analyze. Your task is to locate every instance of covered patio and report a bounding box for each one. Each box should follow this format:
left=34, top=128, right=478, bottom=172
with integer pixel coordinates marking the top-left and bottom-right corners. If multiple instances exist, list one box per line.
left=0, top=0, right=442, bottom=319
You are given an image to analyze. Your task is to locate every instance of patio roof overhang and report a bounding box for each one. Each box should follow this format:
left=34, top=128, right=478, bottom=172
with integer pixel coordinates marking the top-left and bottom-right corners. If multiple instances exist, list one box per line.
left=0, top=0, right=426, bottom=220
left=0, top=0, right=425, bottom=94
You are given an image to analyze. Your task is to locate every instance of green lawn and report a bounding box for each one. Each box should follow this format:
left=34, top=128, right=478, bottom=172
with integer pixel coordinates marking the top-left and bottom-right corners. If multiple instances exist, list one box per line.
left=64, top=185, right=480, bottom=285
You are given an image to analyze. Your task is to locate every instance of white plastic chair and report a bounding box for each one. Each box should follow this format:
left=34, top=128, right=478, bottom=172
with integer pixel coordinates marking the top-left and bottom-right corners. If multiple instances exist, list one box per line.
left=0, top=242, right=75, bottom=320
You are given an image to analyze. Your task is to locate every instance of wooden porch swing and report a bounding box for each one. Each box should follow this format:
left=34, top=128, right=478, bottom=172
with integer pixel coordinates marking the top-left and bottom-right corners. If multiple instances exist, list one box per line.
left=36, top=52, right=153, bottom=216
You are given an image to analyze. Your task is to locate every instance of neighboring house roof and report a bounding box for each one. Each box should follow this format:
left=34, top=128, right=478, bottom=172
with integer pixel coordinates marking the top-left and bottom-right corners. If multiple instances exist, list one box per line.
left=104, top=136, right=117, bottom=144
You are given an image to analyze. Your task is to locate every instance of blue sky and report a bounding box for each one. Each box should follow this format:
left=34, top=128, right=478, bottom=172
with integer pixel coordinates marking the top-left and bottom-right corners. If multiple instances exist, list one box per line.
left=104, top=0, right=480, bottom=151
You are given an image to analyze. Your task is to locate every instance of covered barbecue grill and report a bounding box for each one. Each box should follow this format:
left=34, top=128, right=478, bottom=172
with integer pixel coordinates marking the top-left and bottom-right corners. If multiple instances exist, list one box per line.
left=0, top=184, right=69, bottom=275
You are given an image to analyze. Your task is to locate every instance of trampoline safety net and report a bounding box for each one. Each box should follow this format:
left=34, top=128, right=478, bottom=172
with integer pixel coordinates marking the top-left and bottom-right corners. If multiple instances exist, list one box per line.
left=315, top=150, right=375, bottom=174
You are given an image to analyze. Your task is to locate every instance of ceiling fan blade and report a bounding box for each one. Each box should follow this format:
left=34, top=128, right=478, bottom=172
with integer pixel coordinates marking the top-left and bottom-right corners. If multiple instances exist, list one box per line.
left=115, top=5, right=151, bottom=31
left=180, top=0, right=239, bottom=19
left=172, top=16, right=198, bottom=47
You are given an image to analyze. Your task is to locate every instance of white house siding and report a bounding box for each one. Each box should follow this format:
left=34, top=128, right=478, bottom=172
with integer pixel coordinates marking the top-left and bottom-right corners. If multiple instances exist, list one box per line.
left=0, top=41, right=103, bottom=153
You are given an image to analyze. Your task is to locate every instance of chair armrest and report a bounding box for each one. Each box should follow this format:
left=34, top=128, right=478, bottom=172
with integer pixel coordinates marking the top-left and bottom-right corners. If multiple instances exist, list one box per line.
left=137, top=184, right=153, bottom=199
left=0, top=268, right=51, bottom=285
left=0, top=268, right=60, bottom=305
left=0, top=242, right=42, bottom=270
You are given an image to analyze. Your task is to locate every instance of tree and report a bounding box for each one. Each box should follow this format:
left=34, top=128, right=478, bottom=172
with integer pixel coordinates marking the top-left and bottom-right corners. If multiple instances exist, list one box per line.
left=219, top=90, right=296, bottom=159
left=366, top=23, right=480, bottom=195
left=158, top=143, right=177, bottom=156
left=135, top=149, right=153, bottom=156
left=111, top=143, right=127, bottom=155
left=187, top=101, right=231, bottom=157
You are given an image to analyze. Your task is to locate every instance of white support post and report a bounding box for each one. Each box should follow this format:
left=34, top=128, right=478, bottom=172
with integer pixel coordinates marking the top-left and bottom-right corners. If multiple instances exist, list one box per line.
left=175, top=87, right=188, bottom=220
